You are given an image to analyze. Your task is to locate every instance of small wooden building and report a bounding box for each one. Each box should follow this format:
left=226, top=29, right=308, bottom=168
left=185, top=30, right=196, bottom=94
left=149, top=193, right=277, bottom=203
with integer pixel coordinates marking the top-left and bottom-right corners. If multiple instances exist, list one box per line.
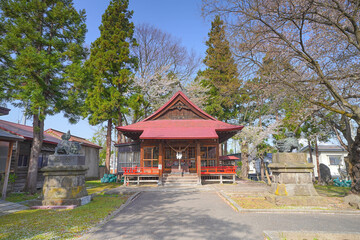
left=116, top=91, right=243, bottom=184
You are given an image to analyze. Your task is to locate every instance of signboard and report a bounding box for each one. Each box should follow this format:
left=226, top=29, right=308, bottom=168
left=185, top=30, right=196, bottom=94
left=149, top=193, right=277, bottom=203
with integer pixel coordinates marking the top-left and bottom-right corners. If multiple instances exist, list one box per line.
left=158, top=164, right=162, bottom=170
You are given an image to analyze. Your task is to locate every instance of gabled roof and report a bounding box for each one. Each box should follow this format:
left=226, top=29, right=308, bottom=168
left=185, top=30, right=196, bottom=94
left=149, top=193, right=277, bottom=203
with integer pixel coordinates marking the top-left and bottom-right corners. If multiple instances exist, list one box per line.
left=117, top=91, right=243, bottom=142
left=0, top=119, right=60, bottom=145
left=144, top=91, right=216, bottom=121
left=45, top=129, right=102, bottom=149
left=300, top=145, right=347, bottom=153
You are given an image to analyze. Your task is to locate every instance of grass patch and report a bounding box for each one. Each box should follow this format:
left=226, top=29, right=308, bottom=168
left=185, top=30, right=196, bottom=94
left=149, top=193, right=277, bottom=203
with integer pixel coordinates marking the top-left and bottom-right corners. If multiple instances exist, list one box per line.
left=0, top=194, right=129, bottom=240
left=85, top=180, right=120, bottom=195
left=231, top=195, right=351, bottom=210
left=5, top=192, right=40, bottom=203
left=232, top=196, right=281, bottom=209
left=314, top=185, right=351, bottom=197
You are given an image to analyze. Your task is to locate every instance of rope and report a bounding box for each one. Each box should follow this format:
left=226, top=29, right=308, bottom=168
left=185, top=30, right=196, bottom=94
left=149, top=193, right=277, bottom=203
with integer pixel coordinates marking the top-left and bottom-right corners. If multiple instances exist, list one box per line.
left=166, top=142, right=191, bottom=153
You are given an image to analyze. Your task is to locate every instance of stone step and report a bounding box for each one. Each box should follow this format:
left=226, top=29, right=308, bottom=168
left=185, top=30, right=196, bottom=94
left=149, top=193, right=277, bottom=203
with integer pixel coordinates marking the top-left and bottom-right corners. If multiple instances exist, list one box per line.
left=163, top=176, right=198, bottom=179
left=163, top=179, right=198, bottom=183
left=163, top=175, right=198, bottom=178
left=162, top=182, right=198, bottom=187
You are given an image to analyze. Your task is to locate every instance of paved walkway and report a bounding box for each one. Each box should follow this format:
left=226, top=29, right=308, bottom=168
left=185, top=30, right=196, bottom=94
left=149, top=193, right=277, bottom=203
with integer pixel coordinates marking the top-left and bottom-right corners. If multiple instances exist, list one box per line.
left=0, top=200, right=28, bottom=216
left=84, top=190, right=360, bottom=240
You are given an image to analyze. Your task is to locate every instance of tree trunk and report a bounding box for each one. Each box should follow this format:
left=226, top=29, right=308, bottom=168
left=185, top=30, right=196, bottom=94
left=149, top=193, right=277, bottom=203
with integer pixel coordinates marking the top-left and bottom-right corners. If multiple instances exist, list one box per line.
left=260, top=157, right=264, bottom=181
left=241, top=141, right=249, bottom=179
left=24, top=114, right=44, bottom=194
left=308, top=139, right=315, bottom=182
left=315, top=136, right=321, bottom=184
left=105, top=119, right=112, bottom=174
left=264, top=162, right=271, bottom=185
left=117, top=112, right=123, bottom=144
left=349, top=126, right=360, bottom=194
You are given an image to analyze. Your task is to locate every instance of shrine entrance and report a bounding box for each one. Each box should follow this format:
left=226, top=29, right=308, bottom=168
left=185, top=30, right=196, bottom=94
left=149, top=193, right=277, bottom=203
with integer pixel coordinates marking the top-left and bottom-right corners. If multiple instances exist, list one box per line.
left=164, top=143, right=197, bottom=174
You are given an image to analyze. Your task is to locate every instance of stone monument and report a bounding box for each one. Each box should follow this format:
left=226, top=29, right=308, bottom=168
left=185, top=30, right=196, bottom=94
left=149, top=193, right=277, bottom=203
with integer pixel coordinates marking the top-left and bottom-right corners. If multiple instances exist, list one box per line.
left=269, top=132, right=318, bottom=196
left=39, top=131, right=90, bottom=206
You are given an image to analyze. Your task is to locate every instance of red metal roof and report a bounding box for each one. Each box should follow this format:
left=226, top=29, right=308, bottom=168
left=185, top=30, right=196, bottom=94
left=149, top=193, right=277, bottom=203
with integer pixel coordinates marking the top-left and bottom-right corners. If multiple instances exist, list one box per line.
left=117, top=91, right=244, bottom=140
left=0, top=120, right=60, bottom=145
left=219, top=155, right=240, bottom=161
left=45, top=129, right=102, bottom=149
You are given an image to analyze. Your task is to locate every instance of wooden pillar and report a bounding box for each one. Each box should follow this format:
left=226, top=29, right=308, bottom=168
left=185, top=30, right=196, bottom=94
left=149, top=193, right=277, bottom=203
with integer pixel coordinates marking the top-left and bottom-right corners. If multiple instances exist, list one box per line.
left=216, top=141, right=220, bottom=166
left=123, top=176, right=127, bottom=186
left=158, top=141, right=163, bottom=184
left=140, top=142, right=144, bottom=167
left=2, top=141, right=14, bottom=200
left=196, top=141, right=201, bottom=185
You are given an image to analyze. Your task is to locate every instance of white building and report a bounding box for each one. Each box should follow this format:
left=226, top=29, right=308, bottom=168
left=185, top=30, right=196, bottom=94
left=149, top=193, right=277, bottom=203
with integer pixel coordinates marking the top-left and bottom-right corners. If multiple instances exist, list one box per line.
left=300, top=145, right=347, bottom=178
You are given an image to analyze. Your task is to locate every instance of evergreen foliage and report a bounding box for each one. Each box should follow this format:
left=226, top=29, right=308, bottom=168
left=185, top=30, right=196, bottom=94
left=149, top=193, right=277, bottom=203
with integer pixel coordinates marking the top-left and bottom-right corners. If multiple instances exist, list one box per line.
left=85, top=0, right=137, bottom=126
left=84, top=0, right=138, bottom=173
left=0, top=0, right=87, bottom=193
left=199, top=15, right=240, bottom=122
left=0, top=0, right=87, bottom=120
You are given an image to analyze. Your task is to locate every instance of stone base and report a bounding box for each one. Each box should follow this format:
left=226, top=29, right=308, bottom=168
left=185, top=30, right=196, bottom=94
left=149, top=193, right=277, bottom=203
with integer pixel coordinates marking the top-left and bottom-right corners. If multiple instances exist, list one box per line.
left=344, top=194, right=360, bottom=209
left=269, top=152, right=317, bottom=197
left=270, top=183, right=318, bottom=196
left=29, top=195, right=92, bottom=207
left=41, top=165, right=89, bottom=206
left=48, top=155, right=85, bottom=167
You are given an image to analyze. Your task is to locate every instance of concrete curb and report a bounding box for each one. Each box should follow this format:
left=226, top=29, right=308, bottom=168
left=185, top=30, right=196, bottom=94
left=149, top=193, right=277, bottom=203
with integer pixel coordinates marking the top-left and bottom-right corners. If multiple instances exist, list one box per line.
left=239, top=208, right=360, bottom=214
left=79, top=192, right=141, bottom=240
left=263, top=230, right=360, bottom=240
left=217, top=191, right=242, bottom=212
left=219, top=191, right=360, bottom=215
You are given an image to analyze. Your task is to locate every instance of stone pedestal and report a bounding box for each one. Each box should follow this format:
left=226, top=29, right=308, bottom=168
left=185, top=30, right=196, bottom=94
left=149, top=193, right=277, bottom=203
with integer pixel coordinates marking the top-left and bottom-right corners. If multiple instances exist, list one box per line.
left=269, top=153, right=318, bottom=196
left=39, top=154, right=89, bottom=206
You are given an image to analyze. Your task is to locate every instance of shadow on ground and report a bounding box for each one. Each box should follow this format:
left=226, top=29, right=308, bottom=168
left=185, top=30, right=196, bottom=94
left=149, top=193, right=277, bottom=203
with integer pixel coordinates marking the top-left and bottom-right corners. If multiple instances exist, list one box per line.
left=91, top=191, right=251, bottom=240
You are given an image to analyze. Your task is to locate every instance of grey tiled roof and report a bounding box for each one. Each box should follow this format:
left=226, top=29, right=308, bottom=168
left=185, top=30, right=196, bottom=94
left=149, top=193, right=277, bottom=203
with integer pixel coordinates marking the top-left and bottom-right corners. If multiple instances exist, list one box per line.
left=300, top=145, right=346, bottom=152
left=0, top=129, right=24, bottom=141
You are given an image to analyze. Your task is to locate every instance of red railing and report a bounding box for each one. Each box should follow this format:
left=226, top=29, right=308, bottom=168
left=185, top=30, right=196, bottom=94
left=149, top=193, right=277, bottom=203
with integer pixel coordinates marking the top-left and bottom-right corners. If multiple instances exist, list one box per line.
left=122, top=167, right=159, bottom=175
left=201, top=166, right=237, bottom=175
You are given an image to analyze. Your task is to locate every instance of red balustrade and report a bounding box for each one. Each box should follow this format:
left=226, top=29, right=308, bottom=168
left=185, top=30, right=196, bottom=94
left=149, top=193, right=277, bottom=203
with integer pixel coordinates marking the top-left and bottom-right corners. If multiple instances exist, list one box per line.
left=201, top=166, right=237, bottom=175
left=122, top=167, right=159, bottom=175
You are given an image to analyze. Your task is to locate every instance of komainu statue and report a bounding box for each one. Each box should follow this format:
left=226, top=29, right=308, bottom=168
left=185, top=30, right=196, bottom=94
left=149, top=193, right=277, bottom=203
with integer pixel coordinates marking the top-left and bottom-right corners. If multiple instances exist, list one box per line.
left=275, top=132, right=299, bottom=152
left=55, top=130, right=81, bottom=155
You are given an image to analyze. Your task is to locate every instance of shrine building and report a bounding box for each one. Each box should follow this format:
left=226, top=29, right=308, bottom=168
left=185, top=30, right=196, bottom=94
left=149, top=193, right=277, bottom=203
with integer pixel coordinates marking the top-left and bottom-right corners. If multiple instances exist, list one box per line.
left=116, top=91, right=243, bottom=185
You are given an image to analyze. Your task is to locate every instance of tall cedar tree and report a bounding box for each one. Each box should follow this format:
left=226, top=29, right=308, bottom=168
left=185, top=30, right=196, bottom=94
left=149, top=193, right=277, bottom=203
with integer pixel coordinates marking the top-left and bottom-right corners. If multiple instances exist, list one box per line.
left=200, top=15, right=240, bottom=154
left=85, top=0, right=137, bottom=174
left=0, top=0, right=87, bottom=194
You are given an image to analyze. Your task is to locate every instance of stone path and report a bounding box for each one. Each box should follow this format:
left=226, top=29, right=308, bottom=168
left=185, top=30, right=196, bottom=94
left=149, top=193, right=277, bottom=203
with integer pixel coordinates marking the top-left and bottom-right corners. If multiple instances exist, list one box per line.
left=83, top=190, right=360, bottom=240
left=107, top=180, right=269, bottom=195
left=0, top=200, right=28, bottom=216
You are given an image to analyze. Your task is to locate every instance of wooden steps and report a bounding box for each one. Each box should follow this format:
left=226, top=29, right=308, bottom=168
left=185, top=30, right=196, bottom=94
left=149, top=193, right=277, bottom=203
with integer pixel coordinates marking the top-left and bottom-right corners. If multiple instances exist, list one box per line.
left=162, top=173, right=199, bottom=186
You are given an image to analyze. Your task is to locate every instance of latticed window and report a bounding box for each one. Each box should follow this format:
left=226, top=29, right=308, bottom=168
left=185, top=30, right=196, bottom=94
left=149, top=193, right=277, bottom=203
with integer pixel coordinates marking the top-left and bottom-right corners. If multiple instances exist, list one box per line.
left=144, top=147, right=159, bottom=167
left=201, top=146, right=216, bottom=167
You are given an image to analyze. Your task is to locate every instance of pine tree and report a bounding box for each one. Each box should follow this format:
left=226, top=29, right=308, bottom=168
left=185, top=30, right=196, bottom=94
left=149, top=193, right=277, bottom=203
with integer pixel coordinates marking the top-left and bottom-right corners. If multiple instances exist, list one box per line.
left=85, top=0, right=137, bottom=174
left=200, top=16, right=240, bottom=122
left=200, top=15, right=241, bottom=155
left=0, top=0, right=87, bottom=193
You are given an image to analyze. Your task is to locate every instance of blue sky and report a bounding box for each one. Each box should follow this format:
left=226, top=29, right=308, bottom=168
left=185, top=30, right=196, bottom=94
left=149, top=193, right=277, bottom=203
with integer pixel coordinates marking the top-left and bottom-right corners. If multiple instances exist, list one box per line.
left=2, top=0, right=210, bottom=140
